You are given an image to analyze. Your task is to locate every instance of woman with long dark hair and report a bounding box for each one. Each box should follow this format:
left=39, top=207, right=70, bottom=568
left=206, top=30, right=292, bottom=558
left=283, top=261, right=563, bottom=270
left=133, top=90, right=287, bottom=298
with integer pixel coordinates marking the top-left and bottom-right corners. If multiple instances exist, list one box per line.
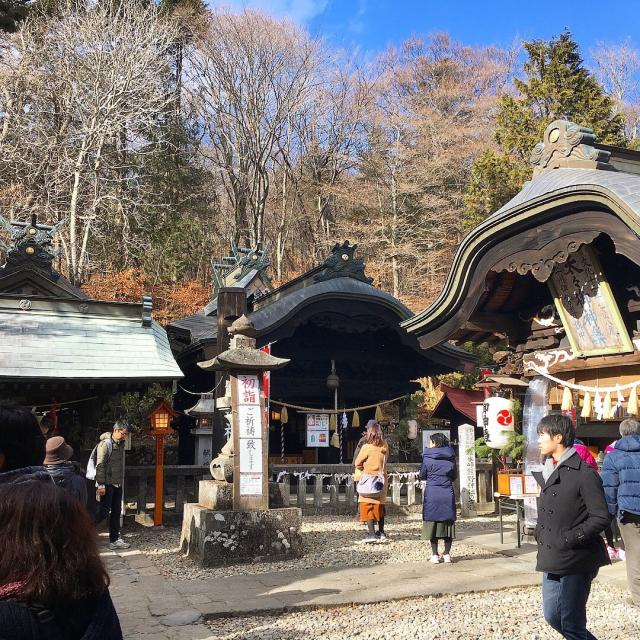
left=354, top=421, right=389, bottom=543
left=0, top=479, right=122, bottom=639
left=419, top=432, right=457, bottom=563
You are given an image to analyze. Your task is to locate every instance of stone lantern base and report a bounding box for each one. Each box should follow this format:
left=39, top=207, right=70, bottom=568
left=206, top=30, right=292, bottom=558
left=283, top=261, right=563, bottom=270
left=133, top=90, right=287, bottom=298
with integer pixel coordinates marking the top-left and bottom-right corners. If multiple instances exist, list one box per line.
left=179, top=505, right=303, bottom=567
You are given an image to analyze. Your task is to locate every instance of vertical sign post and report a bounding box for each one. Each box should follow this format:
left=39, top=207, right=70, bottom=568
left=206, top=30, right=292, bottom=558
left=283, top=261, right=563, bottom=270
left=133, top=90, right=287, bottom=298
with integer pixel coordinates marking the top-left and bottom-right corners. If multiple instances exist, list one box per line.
left=232, top=373, right=269, bottom=511
left=458, top=423, right=477, bottom=518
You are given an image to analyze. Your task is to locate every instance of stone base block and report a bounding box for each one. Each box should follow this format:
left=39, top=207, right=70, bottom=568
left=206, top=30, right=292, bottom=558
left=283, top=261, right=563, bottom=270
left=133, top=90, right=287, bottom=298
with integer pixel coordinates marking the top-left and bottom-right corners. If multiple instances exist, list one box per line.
left=198, top=480, right=233, bottom=510
left=198, top=480, right=287, bottom=511
left=180, top=505, right=303, bottom=567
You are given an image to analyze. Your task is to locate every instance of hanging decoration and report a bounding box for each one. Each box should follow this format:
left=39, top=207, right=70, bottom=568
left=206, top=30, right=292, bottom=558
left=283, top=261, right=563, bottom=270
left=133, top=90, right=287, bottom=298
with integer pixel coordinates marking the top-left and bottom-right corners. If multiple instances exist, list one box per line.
left=594, top=391, right=603, bottom=421
left=280, top=405, right=289, bottom=424
left=270, top=394, right=408, bottom=419
left=330, top=431, right=340, bottom=448
left=629, top=386, right=639, bottom=415
left=375, top=404, right=384, bottom=422
left=580, top=391, right=592, bottom=419
left=560, top=386, right=573, bottom=411
left=329, top=413, right=336, bottom=431
left=527, top=362, right=640, bottom=419
left=615, top=388, right=625, bottom=418
left=280, top=423, right=285, bottom=463
left=603, top=392, right=613, bottom=420
left=352, top=410, right=360, bottom=428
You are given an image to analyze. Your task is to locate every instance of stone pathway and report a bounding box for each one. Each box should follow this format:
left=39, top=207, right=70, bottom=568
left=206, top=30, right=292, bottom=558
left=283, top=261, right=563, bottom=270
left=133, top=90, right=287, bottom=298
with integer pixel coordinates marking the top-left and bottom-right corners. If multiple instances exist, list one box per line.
left=103, top=526, right=632, bottom=640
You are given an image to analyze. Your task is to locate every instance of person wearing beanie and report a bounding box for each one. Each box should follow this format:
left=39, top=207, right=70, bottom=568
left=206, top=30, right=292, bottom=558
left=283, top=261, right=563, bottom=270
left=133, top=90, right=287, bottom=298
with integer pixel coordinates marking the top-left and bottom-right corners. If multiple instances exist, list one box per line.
left=44, top=436, right=87, bottom=505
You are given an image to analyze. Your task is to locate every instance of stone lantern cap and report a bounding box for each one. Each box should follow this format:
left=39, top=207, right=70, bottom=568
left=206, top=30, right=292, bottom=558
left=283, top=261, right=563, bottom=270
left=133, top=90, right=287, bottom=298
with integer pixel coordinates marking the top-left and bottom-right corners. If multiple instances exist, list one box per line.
left=198, top=315, right=290, bottom=372
left=185, top=392, right=216, bottom=416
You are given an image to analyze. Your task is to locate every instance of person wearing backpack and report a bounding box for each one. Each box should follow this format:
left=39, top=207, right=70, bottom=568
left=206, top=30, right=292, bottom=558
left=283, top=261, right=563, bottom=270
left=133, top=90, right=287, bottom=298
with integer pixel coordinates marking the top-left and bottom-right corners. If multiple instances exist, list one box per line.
left=354, top=422, right=388, bottom=543
left=91, top=423, right=130, bottom=551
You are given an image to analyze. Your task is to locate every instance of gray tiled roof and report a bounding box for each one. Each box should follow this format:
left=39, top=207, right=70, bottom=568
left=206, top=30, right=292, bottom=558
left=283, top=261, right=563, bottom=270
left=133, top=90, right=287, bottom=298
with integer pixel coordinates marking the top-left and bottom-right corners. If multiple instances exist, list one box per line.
left=0, top=296, right=183, bottom=380
left=491, top=168, right=640, bottom=218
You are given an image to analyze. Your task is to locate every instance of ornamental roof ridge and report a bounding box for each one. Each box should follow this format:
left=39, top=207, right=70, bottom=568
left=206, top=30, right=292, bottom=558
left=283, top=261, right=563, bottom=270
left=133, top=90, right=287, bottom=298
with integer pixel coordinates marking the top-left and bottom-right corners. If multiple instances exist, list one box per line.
left=530, top=119, right=613, bottom=175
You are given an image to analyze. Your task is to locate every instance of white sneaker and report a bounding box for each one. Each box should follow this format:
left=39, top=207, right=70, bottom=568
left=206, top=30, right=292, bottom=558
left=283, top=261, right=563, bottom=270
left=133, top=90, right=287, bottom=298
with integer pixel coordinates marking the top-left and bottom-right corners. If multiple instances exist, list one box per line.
left=109, top=538, right=131, bottom=550
left=442, top=554, right=452, bottom=563
left=429, top=554, right=441, bottom=564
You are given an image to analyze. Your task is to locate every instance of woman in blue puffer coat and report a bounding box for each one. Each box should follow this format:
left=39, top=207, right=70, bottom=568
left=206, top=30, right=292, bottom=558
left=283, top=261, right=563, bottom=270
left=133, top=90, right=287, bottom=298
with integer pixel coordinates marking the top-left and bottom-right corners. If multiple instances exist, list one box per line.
left=419, top=433, right=457, bottom=564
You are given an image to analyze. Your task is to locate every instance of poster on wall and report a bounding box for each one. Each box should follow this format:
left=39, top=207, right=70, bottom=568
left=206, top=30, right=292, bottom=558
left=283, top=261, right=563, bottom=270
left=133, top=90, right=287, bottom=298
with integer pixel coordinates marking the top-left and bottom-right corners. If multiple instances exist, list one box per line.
left=306, top=413, right=329, bottom=447
left=549, top=245, right=633, bottom=356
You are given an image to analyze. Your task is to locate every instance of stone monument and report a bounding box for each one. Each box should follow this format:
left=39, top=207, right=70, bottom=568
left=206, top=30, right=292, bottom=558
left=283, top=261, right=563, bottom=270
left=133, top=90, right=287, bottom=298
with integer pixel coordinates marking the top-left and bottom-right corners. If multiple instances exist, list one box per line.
left=180, top=315, right=303, bottom=567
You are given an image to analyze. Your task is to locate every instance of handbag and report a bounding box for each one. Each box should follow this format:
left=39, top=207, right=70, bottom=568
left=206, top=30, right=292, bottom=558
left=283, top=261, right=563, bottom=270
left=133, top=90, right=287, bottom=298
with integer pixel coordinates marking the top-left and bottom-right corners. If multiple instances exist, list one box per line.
left=357, top=454, right=386, bottom=497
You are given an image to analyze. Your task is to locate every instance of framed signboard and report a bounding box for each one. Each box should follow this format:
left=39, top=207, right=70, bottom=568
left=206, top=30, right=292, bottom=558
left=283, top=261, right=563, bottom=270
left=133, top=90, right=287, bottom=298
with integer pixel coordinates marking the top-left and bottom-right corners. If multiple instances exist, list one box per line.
left=549, top=245, right=633, bottom=356
left=306, top=413, right=329, bottom=447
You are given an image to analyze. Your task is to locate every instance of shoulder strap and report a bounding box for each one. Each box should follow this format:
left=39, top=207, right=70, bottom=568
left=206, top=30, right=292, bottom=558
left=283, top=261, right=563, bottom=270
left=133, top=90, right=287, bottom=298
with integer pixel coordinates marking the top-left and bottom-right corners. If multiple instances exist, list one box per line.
left=29, top=605, right=64, bottom=640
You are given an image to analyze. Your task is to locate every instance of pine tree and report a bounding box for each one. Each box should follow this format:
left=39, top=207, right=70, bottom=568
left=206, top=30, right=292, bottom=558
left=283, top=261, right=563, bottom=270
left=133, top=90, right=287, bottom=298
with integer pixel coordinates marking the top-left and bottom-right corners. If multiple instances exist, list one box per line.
left=464, top=31, right=626, bottom=229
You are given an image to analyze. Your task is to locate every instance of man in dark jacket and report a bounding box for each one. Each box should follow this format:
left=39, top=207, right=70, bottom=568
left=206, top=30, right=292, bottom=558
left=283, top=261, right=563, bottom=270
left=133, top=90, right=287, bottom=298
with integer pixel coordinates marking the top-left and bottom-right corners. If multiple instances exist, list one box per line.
left=94, top=423, right=130, bottom=551
left=602, top=417, right=640, bottom=606
left=533, top=414, right=610, bottom=640
left=44, top=436, right=88, bottom=505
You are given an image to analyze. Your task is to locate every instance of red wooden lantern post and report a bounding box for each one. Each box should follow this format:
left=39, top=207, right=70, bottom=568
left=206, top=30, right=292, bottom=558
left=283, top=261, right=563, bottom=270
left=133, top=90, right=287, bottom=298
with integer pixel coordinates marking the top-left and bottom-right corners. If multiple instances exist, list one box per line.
left=147, top=399, right=177, bottom=526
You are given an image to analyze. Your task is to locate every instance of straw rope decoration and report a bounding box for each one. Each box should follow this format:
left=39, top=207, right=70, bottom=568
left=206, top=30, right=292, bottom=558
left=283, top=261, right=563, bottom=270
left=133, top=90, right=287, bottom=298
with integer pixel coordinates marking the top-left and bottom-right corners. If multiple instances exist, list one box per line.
left=270, top=394, right=408, bottom=415
left=528, top=363, right=640, bottom=417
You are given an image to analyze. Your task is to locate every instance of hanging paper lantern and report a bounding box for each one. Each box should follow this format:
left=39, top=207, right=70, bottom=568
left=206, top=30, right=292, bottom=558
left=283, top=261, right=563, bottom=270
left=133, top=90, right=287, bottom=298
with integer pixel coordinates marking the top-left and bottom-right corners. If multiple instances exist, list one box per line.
left=581, top=392, right=592, bottom=419
left=603, top=392, right=613, bottom=420
left=352, top=410, right=360, bottom=428
left=560, top=386, right=573, bottom=411
left=280, top=405, right=289, bottom=424
left=407, top=420, right=418, bottom=440
left=329, top=413, right=336, bottom=431
left=375, top=404, right=384, bottom=422
left=482, top=396, right=515, bottom=449
left=629, top=386, right=639, bottom=416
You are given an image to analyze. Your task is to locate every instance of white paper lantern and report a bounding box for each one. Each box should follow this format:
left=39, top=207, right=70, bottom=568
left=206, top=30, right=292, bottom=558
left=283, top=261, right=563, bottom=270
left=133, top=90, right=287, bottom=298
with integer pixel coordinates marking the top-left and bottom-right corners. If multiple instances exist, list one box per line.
left=407, top=420, right=418, bottom=440
left=480, top=396, right=515, bottom=449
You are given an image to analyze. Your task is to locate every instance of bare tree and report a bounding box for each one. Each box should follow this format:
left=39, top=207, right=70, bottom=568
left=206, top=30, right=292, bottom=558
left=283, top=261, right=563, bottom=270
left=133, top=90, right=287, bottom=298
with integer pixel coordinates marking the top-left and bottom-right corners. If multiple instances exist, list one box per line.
left=185, top=8, right=320, bottom=247
left=0, top=0, right=179, bottom=283
left=340, top=34, right=513, bottom=306
left=592, top=40, right=640, bottom=143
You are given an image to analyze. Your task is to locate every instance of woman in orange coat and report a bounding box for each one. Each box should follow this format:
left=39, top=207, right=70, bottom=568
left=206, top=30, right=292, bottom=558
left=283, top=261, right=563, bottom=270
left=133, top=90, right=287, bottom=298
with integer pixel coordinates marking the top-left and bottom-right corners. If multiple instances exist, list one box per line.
left=354, top=422, right=388, bottom=543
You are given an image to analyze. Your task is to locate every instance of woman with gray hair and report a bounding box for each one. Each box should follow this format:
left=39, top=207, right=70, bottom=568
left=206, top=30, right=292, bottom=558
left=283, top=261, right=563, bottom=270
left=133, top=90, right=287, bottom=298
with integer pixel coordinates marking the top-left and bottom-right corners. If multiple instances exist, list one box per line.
left=602, top=417, right=640, bottom=606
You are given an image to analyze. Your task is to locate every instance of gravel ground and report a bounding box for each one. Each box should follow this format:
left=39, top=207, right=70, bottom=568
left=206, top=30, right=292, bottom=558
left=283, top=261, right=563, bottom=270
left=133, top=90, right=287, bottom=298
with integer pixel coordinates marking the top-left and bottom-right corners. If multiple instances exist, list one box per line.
left=205, top=583, right=639, bottom=640
left=125, top=514, right=503, bottom=580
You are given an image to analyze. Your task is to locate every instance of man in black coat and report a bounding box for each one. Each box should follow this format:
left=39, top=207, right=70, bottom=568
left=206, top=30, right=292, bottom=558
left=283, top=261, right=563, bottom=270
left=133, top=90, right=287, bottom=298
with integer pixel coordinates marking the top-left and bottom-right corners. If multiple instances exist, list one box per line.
left=533, top=414, right=610, bottom=640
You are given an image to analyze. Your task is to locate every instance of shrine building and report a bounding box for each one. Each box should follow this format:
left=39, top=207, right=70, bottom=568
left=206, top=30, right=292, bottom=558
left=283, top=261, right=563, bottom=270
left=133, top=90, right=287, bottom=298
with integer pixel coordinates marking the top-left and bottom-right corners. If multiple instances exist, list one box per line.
left=404, top=119, right=640, bottom=453
left=168, top=242, right=476, bottom=464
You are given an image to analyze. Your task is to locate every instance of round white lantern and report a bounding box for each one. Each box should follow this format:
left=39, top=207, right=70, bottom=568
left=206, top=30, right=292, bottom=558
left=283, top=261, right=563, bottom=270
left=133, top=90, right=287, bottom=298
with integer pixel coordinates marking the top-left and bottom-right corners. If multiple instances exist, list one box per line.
left=481, top=396, right=515, bottom=449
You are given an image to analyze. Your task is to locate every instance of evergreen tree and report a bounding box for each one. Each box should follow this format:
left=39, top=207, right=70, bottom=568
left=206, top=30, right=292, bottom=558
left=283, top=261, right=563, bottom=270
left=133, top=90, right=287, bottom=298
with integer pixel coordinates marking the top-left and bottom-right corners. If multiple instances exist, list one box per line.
left=464, top=31, right=626, bottom=229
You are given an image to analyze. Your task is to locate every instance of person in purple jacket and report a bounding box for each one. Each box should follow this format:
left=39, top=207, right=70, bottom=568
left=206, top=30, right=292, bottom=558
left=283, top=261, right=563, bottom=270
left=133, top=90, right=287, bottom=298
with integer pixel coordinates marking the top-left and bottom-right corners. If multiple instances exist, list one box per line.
left=419, top=433, right=457, bottom=563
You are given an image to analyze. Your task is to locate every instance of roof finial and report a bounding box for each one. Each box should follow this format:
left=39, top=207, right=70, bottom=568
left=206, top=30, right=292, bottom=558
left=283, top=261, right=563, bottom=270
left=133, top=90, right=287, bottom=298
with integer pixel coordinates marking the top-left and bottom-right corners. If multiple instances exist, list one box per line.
left=530, top=120, right=613, bottom=176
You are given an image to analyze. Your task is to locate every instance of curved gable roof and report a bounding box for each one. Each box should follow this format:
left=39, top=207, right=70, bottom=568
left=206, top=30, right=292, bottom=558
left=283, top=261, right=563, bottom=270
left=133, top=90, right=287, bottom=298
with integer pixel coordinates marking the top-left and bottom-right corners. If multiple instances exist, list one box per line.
left=403, top=167, right=640, bottom=344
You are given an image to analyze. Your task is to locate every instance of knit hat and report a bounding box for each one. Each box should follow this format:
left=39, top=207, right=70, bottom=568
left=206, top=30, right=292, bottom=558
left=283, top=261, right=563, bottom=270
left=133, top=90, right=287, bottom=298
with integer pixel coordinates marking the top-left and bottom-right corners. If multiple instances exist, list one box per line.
left=43, top=436, right=74, bottom=465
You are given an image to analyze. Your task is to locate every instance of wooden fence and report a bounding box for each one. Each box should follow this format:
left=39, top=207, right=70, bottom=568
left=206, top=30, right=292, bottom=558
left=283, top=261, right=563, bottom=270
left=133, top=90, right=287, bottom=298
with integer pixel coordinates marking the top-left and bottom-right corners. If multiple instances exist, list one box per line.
left=124, top=461, right=495, bottom=521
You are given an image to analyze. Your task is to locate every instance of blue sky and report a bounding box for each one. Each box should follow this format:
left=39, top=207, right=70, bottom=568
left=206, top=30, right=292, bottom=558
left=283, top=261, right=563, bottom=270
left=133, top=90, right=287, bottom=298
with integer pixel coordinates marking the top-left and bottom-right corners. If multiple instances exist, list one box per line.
left=213, top=1, right=640, bottom=60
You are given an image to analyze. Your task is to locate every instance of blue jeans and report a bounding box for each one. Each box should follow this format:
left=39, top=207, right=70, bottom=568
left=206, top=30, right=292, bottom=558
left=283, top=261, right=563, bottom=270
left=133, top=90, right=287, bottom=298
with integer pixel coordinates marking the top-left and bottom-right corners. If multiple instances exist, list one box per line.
left=542, top=571, right=598, bottom=640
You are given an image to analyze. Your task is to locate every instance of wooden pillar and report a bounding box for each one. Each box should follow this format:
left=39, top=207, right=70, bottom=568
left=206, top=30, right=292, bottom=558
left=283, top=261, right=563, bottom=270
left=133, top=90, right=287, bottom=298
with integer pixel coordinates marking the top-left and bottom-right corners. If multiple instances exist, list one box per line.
left=154, top=434, right=164, bottom=526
